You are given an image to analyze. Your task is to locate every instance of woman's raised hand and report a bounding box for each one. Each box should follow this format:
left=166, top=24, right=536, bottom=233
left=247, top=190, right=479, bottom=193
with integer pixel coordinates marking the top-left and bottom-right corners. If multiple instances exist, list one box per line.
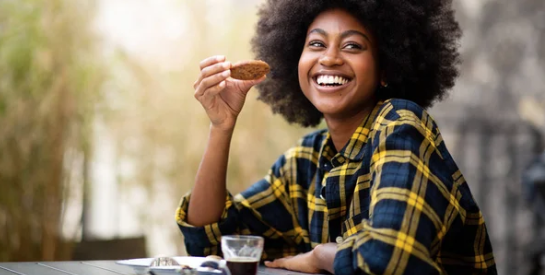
left=193, top=55, right=266, bottom=131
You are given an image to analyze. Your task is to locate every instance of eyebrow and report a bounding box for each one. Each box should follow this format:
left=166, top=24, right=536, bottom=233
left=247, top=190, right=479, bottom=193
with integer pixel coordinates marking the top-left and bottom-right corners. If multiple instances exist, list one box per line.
left=308, top=28, right=370, bottom=42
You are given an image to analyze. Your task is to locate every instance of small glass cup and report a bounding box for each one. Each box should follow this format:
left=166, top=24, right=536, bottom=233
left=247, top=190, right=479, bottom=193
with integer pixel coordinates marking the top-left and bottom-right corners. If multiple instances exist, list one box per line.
left=221, top=235, right=264, bottom=275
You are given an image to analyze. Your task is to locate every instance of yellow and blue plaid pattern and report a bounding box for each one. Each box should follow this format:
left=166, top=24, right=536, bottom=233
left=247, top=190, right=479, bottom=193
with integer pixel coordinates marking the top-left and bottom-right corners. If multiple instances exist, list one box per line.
left=176, top=99, right=496, bottom=274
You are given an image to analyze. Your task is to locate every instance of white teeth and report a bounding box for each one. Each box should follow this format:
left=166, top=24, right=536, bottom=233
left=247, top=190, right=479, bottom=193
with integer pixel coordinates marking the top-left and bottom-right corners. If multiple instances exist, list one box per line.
left=316, top=75, right=349, bottom=85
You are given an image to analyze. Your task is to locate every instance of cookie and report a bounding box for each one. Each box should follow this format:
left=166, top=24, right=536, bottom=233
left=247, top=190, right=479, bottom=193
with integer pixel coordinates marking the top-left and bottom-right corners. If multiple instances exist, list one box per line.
left=230, top=60, right=270, bottom=80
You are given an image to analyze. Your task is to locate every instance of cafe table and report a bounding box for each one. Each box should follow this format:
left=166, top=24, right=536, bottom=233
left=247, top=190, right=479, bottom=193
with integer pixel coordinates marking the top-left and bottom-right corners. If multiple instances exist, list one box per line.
left=0, top=260, right=323, bottom=275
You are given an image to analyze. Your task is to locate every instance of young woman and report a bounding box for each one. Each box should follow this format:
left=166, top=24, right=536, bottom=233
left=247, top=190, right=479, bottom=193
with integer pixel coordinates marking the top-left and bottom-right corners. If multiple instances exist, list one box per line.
left=176, top=0, right=497, bottom=274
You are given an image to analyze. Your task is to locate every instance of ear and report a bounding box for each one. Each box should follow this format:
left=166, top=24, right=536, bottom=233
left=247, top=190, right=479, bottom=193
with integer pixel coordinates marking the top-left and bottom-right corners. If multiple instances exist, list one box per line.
left=380, top=71, right=388, bottom=88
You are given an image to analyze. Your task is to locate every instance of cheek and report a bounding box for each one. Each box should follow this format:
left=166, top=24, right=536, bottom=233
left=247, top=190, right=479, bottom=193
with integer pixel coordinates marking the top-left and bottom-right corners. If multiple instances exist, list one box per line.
left=298, top=54, right=309, bottom=75
left=297, top=60, right=304, bottom=81
left=356, top=56, right=379, bottom=83
left=298, top=54, right=312, bottom=88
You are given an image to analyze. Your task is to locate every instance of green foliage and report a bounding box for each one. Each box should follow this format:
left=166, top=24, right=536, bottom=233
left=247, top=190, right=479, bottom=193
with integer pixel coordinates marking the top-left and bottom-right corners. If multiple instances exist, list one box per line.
left=0, top=0, right=103, bottom=261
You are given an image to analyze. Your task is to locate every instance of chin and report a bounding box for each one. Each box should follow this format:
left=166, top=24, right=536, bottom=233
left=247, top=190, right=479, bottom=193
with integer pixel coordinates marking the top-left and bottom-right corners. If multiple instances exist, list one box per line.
left=314, top=105, right=345, bottom=117
left=310, top=97, right=345, bottom=112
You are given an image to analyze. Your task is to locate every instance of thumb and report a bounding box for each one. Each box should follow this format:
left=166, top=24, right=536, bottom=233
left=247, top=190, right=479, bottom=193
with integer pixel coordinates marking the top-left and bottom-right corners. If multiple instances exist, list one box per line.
left=239, top=75, right=267, bottom=94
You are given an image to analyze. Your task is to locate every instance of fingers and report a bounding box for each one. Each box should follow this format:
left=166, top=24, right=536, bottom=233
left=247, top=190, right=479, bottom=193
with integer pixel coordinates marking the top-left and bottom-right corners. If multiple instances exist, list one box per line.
left=264, top=259, right=283, bottom=269
left=194, top=61, right=231, bottom=90
left=264, top=256, right=293, bottom=269
left=197, top=69, right=230, bottom=96
left=199, top=55, right=225, bottom=70
left=194, top=62, right=231, bottom=101
left=201, top=62, right=231, bottom=83
left=194, top=55, right=227, bottom=90
left=199, top=80, right=226, bottom=104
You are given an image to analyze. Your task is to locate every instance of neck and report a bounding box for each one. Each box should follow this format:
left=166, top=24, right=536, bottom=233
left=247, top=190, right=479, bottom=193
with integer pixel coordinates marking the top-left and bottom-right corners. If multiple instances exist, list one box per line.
left=324, top=101, right=377, bottom=152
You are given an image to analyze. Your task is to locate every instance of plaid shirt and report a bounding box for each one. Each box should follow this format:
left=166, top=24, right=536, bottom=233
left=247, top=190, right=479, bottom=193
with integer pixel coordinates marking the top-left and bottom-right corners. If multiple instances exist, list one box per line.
left=176, top=99, right=497, bottom=274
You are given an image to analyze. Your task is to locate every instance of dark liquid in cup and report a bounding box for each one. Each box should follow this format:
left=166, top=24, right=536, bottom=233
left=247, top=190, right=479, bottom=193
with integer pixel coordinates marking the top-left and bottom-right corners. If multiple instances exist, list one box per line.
left=226, top=257, right=259, bottom=275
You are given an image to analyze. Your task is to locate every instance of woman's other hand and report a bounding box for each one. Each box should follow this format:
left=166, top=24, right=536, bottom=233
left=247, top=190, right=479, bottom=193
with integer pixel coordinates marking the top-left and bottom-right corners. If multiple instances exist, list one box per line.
left=264, top=243, right=336, bottom=274
left=265, top=252, right=322, bottom=274
left=193, top=55, right=266, bottom=131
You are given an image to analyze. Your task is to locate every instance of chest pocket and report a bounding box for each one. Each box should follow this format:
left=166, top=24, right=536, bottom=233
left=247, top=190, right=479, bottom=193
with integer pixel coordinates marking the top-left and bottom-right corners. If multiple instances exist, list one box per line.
left=342, top=209, right=369, bottom=238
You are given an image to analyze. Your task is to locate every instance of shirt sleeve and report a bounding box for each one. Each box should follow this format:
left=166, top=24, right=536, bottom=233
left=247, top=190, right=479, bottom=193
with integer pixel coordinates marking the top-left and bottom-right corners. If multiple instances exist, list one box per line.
left=175, top=151, right=309, bottom=260
left=334, top=114, right=462, bottom=274
left=175, top=192, right=240, bottom=256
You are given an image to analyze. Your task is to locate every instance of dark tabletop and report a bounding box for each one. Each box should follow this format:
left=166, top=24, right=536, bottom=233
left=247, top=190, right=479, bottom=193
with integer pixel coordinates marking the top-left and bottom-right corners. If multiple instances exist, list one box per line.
left=0, top=261, right=321, bottom=275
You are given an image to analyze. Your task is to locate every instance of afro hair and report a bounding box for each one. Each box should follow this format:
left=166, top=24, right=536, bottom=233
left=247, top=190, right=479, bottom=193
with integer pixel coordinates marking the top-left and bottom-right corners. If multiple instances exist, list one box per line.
left=251, top=0, right=462, bottom=127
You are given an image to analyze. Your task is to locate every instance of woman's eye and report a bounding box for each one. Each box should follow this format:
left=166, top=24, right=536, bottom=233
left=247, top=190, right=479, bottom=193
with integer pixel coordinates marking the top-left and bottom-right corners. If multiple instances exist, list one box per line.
left=344, top=43, right=363, bottom=50
left=309, top=41, right=325, bottom=47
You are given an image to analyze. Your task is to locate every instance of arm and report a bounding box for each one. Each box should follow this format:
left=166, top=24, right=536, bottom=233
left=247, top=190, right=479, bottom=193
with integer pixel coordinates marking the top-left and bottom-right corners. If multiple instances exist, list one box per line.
left=187, top=126, right=232, bottom=226
left=314, top=243, right=337, bottom=273
left=187, top=55, right=265, bottom=226
left=177, top=139, right=315, bottom=258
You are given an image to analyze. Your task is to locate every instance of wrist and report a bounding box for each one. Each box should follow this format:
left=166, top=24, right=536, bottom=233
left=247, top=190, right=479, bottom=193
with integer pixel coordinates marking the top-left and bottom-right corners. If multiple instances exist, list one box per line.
left=210, top=123, right=235, bottom=135
left=312, top=243, right=337, bottom=274
left=207, top=124, right=235, bottom=150
left=311, top=244, right=323, bottom=270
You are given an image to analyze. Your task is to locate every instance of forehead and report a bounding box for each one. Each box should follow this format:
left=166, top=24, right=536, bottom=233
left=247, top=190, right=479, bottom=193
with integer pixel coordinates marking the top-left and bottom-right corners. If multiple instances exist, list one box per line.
left=307, top=8, right=368, bottom=34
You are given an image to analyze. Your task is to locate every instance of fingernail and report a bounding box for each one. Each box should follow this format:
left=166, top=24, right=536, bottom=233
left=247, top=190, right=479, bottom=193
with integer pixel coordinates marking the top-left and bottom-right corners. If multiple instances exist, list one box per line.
left=222, top=70, right=230, bottom=77
left=224, top=61, right=231, bottom=69
left=216, top=55, right=225, bottom=61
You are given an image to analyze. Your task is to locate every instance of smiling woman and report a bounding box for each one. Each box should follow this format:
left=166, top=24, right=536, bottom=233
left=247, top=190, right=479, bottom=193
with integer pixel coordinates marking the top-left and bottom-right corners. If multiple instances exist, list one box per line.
left=176, top=0, right=497, bottom=274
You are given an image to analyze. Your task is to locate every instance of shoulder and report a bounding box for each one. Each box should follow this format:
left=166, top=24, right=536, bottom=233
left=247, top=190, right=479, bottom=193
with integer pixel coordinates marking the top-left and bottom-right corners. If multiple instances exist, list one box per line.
left=370, top=99, right=446, bottom=153
left=377, top=98, right=428, bottom=122
left=374, top=98, right=438, bottom=133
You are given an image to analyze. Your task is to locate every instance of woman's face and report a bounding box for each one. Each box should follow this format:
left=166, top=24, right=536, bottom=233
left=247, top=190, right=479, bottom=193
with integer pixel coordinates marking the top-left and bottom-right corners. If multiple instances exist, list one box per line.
left=298, top=9, right=379, bottom=120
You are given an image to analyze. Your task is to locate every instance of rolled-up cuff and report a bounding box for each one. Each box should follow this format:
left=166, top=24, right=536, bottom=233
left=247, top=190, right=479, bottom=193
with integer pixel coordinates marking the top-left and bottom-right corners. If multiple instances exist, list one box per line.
left=333, top=235, right=359, bottom=275
left=175, top=193, right=239, bottom=256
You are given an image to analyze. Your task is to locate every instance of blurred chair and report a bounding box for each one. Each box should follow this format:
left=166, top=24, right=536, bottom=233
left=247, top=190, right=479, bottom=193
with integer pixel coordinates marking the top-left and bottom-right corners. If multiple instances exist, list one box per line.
left=523, top=151, right=545, bottom=275
left=71, top=236, right=147, bottom=261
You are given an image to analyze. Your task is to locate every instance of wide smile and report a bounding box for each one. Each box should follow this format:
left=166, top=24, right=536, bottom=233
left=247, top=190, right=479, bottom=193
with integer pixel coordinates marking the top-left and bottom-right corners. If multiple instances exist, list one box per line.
left=312, top=74, right=353, bottom=93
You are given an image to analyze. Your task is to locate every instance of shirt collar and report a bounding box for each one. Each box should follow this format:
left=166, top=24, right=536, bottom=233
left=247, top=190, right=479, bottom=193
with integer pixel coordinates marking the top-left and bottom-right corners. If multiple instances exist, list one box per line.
left=319, top=101, right=384, bottom=167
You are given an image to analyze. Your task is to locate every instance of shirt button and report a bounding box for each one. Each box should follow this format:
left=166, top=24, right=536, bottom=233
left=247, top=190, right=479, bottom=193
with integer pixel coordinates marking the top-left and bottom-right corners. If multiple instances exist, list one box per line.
left=336, top=236, right=343, bottom=244
left=320, top=186, right=326, bottom=200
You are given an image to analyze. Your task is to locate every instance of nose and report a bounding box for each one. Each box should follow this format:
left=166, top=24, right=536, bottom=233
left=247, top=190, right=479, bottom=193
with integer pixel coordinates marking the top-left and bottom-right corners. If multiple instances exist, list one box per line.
left=319, top=48, right=343, bottom=67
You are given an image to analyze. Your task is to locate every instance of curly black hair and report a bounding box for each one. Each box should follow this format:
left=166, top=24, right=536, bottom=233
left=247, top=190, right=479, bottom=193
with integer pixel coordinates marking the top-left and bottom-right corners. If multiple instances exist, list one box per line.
left=251, top=0, right=462, bottom=127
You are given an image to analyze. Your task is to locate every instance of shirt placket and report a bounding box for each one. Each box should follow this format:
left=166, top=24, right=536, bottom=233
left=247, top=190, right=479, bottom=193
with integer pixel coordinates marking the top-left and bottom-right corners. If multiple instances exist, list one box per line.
left=320, top=155, right=347, bottom=243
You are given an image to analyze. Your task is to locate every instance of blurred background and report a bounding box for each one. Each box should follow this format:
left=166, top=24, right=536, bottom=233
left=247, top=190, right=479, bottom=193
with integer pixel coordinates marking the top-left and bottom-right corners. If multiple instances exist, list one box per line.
left=0, top=0, right=543, bottom=274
